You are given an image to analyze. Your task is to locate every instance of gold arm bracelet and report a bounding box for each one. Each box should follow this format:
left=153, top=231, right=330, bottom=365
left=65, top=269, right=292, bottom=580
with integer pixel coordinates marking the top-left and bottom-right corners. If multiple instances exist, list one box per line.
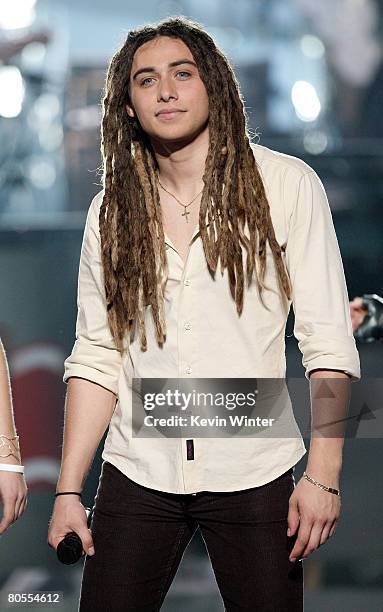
left=0, top=434, right=21, bottom=459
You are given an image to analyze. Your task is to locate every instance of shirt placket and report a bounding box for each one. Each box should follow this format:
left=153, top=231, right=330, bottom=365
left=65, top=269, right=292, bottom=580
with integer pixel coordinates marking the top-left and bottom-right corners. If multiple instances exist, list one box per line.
left=165, top=227, right=200, bottom=493
left=182, top=236, right=198, bottom=493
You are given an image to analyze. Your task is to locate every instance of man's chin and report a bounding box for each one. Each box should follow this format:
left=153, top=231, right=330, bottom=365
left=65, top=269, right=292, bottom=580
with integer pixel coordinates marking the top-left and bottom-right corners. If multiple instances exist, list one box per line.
left=148, top=122, right=209, bottom=150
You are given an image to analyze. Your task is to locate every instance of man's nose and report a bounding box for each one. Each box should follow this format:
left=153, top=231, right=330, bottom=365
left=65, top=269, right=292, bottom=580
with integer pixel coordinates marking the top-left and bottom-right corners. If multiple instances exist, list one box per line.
left=157, top=76, right=178, bottom=101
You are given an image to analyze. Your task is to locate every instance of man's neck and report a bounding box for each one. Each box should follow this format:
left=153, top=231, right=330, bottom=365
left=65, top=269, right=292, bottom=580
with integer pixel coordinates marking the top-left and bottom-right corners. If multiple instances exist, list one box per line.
left=151, top=124, right=209, bottom=199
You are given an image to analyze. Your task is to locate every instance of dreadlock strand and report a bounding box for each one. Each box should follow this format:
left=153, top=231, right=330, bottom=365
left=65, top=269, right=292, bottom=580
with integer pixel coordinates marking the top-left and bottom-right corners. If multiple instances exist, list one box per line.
left=133, top=142, right=167, bottom=346
left=144, top=149, right=170, bottom=338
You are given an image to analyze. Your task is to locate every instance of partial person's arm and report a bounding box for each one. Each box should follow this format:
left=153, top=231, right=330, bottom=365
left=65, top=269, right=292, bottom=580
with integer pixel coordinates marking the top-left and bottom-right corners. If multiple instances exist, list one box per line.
left=48, top=192, right=123, bottom=556
left=0, top=340, right=18, bottom=440
left=350, top=296, right=368, bottom=331
left=0, top=339, right=28, bottom=534
left=351, top=293, right=383, bottom=341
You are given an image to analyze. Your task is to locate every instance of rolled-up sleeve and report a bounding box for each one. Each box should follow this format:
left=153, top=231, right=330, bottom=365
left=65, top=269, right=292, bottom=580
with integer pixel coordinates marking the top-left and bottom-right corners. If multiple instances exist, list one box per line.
left=285, top=169, right=361, bottom=381
left=63, top=191, right=123, bottom=395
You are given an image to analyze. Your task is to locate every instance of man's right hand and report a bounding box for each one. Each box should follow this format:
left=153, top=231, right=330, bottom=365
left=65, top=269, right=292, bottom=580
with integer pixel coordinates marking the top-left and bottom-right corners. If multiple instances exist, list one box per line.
left=47, top=496, right=95, bottom=556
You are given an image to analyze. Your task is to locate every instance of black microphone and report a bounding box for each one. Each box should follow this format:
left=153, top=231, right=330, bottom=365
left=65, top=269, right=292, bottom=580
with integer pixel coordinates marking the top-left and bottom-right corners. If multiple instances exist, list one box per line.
left=56, top=506, right=93, bottom=565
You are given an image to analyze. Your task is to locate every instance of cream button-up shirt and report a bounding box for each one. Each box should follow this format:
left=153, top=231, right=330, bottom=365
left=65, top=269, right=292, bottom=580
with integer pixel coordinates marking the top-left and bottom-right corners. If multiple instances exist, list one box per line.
left=63, top=143, right=361, bottom=494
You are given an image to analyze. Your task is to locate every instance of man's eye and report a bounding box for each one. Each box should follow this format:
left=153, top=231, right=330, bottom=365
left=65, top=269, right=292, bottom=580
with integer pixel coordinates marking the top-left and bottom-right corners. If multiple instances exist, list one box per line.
left=140, top=71, right=191, bottom=86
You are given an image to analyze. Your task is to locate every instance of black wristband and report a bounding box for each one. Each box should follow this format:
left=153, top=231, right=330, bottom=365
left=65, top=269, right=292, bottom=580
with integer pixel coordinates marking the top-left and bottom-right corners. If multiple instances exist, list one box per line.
left=55, top=491, right=82, bottom=499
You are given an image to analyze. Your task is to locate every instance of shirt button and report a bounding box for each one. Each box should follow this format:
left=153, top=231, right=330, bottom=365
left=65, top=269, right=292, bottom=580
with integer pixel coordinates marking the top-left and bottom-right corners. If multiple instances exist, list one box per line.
left=184, top=323, right=191, bottom=330
left=184, top=279, right=190, bottom=286
left=185, top=366, right=192, bottom=374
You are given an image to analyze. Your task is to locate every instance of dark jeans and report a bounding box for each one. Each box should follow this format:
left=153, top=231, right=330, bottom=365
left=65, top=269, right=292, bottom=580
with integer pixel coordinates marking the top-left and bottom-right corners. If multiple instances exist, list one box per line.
left=79, top=461, right=303, bottom=612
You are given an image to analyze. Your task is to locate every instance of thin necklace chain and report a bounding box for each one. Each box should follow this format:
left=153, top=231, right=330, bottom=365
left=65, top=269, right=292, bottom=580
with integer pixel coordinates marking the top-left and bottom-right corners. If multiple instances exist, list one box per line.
left=157, top=178, right=203, bottom=223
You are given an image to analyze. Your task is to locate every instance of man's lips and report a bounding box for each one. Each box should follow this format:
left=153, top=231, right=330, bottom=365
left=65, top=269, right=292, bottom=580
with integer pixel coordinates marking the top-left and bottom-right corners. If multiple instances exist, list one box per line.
left=156, top=109, right=186, bottom=116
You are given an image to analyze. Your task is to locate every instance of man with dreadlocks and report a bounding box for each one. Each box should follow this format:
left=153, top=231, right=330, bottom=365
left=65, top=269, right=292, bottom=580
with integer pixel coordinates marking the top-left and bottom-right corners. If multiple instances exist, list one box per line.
left=48, top=16, right=360, bottom=612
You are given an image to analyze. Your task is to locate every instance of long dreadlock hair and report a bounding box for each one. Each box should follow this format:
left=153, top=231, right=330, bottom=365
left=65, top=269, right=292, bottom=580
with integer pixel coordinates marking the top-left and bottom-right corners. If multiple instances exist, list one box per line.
left=99, top=15, right=292, bottom=354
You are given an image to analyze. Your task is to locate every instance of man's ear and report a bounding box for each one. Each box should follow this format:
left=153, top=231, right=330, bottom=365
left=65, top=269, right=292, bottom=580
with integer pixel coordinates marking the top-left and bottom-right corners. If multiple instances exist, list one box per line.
left=126, top=103, right=135, bottom=118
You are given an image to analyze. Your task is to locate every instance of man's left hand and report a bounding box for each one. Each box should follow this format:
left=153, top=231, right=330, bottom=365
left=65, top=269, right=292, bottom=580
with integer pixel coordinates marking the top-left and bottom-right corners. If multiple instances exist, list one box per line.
left=287, top=476, right=340, bottom=562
